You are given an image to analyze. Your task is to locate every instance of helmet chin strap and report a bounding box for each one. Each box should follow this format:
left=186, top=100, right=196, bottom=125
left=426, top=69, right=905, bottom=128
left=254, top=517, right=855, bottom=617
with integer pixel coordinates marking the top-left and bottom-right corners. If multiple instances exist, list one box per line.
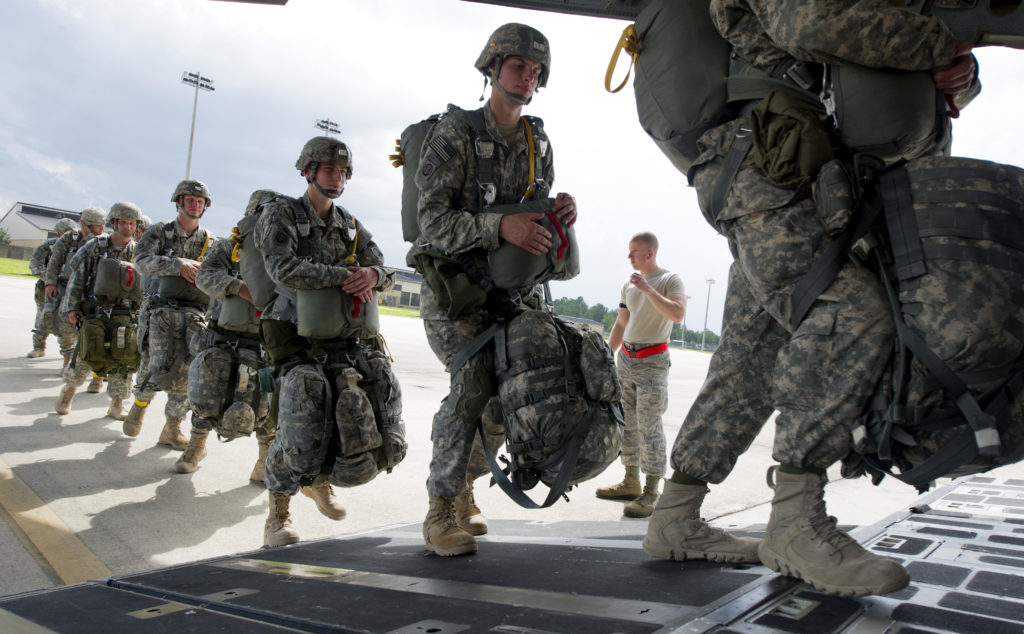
left=307, top=162, right=343, bottom=198
left=492, top=62, right=532, bottom=106
left=177, top=201, right=205, bottom=220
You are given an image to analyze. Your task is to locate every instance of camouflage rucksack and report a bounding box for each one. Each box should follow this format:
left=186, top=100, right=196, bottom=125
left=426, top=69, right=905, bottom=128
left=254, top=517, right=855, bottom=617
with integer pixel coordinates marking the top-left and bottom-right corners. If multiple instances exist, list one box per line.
left=461, top=308, right=624, bottom=508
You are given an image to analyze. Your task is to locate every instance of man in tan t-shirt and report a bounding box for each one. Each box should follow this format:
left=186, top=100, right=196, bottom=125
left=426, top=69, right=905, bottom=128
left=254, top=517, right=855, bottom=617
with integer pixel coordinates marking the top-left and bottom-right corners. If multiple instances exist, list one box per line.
left=598, top=232, right=685, bottom=517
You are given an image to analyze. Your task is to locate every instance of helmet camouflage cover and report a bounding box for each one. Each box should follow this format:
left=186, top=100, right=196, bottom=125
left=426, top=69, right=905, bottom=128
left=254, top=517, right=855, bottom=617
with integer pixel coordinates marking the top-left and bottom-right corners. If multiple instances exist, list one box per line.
left=170, top=180, right=212, bottom=207
left=54, top=218, right=78, bottom=235
left=295, top=136, right=353, bottom=178
left=475, top=23, right=550, bottom=88
left=107, top=201, right=143, bottom=223
left=80, top=206, right=107, bottom=226
left=139, top=215, right=152, bottom=230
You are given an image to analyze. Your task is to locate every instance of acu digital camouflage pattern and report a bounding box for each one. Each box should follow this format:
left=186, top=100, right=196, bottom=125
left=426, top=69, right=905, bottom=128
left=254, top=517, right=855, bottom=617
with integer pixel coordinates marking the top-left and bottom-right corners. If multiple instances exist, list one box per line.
left=29, top=237, right=59, bottom=350
left=616, top=350, right=669, bottom=478
left=45, top=230, right=95, bottom=360
left=474, top=22, right=551, bottom=87
left=845, top=156, right=1024, bottom=481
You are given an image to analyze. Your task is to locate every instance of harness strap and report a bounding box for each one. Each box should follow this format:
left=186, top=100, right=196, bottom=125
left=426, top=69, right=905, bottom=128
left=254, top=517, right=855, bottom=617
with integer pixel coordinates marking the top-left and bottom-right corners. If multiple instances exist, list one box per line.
left=881, top=164, right=927, bottom=281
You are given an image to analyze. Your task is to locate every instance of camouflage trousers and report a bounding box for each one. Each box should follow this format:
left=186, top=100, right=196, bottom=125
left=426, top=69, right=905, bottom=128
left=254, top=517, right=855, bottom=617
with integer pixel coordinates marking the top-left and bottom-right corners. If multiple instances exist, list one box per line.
left=43, top=293, right=77, bottom=359
left=421, top=284, right=505, bottom=498
left=64, top=358, right=132, bottom=400
left=616, top=348, right=669, bottom=477
left=31, top=282, right=47, bottom=349
left=133, top=305, right=205, bottom=420
left=679, top=119, right=895, bottom=472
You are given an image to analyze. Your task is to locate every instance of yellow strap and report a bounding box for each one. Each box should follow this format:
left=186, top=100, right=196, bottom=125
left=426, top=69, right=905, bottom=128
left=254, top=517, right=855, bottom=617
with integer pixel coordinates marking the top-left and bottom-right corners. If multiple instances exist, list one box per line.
left=344, top=218, right=359, bottom=265
left=522, top=119, right=537, bottom=199
left=605, top=24, right=641, bottom=94
left=197, top=233, right=211, bottom=263
left=230, top=226, right=242, bottom=262
left=389, top=139, right=403, bottom=168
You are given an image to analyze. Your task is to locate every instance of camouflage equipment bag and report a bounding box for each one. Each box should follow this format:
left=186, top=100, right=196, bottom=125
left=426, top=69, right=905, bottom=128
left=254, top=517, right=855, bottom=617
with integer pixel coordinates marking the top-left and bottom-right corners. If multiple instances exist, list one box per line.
left=77, top=317, right=111, bottom=375
left=158, top=275, right=208, bottom=306
left=77, top=313, right=140, bottom=374
left=811, top=156, right=1024, bottom=490
left=295, top=286, right=380, bottom=340
left=94, top=256, right=142, bottom=303
left=187, top=341, right=268, bottom=440
left=486, top=198, right=580, bottom=290
left=473, top=309, right=624, bottom=508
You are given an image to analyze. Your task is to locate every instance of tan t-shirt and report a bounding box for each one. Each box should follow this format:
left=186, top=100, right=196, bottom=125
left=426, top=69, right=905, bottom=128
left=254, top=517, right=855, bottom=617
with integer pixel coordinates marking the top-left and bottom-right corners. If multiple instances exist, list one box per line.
left=621, top=267, right=684, bottom=345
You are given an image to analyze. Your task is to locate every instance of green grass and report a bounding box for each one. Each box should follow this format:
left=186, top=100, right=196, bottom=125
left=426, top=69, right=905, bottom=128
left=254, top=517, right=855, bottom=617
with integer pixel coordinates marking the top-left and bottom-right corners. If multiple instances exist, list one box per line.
left=379, top=305, right=420, bottom=318
left=0, top=258, right=33, bottom=277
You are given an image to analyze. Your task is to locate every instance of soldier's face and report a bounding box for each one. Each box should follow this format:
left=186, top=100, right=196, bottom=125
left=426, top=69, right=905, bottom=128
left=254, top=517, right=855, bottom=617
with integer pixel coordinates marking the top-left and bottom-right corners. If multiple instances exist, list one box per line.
left=627, top=241, right=651, bottom=270
left=115, top=219, right=137, bottom=237
left=179, top=194, right=207, bottom=219
left=84, top=223, right=104, bottom=236
left=315, top=163, right=347, bottom=192
left=496, top=55, right=541, bottom=101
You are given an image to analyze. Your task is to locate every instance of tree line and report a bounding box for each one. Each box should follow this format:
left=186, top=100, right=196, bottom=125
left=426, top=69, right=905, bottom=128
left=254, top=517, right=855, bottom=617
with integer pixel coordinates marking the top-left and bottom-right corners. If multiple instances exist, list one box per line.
left=552, top=296, right=720, bottom=349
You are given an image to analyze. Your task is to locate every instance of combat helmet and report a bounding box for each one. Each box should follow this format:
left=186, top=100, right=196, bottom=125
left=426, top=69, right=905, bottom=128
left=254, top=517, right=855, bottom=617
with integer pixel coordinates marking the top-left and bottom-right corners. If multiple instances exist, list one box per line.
left=139, top=215, right=152, bottom=230
left=107, top=202, right=143, bottom=223
left=475, top=23, right=551, bottom=89
left=80, top=206, right=107, bottom=226
left=170, top=180, right=212, bottom=207
left=54, top=218, right=77, bottom=235
left=296, top=136, right=352, bottom=198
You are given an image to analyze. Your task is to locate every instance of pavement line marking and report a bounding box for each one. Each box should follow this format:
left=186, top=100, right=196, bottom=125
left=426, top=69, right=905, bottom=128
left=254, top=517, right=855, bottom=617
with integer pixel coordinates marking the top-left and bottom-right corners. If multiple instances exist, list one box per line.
left=0, top=456, right=112, bottom=585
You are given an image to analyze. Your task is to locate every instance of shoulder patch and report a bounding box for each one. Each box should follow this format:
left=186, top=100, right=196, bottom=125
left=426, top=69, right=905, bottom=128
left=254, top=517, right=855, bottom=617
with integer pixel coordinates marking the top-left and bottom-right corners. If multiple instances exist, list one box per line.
left=421, top=154, right=440, bottom=178
left=274, top=230, right=289, bottom=245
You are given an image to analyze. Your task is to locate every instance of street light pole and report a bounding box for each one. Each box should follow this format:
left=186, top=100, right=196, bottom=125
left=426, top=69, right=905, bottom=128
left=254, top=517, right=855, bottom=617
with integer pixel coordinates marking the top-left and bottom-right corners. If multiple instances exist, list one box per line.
left=314, top=118, right=340, bottom=136
left=701, top=279, right=715, bottom=351
left=682, top=294, right=691, bottom=346
left=180, top=71, right=215, bottom=179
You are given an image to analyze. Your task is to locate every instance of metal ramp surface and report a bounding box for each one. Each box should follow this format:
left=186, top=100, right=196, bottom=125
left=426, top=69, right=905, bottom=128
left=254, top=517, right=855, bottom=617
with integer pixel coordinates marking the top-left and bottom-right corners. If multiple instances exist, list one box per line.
left=1, top=475, right=1022, bottom=633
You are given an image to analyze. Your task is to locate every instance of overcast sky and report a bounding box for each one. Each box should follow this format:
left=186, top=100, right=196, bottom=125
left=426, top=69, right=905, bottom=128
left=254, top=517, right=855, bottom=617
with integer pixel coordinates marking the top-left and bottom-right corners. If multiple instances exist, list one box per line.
left=2, top=0, right=1021, bottom=334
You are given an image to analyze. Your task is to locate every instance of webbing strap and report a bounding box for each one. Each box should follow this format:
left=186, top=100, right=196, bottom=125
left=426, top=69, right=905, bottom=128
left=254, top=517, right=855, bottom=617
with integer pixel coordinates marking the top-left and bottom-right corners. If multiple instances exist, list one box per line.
left=706, top=130, right=752, bottom=227
left=604, top=23, right=639, bottom=94
left=465, top=110, right=496, bottom=211
left=478, top=418, right=584, bottom=509
left=291, top=199, right=311, bottom=258
left=914, top=205, right=1024, bottom=250
left=880, top=164, right=927, bottom=281
left=447, top=321, right=503, bottom=375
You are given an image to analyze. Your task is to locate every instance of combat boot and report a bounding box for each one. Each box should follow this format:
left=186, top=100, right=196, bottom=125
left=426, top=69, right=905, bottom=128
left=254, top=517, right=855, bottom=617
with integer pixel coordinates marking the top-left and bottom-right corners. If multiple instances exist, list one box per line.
left=27, top=348, right=45, bottom=359
left=643, top=480, right=761, bottom=562
left=54, top=384, right=76, bottom=415
left=596, top=465, right=642, bottom=500
left=106, top=398, right=125, bottom=420
left=86, top=374, right=104, bottom=393
left=157, top=417, right=188, bottom=450
left=423, top=495, right=477, bottom=556
left=250, top=436, right=272, bottom=486
left=123, top=399, right=148, bottom=437
left=264, top=492, right=300, bottom=548
left=301, top=482, right=347, bottom=520
left=758, top=466, right=910, bottom=597
left=624, top=475, right=662, bottom=518
left=453, top=478, right=487, bottom=536
left=174, top=431, right=209, bottom=473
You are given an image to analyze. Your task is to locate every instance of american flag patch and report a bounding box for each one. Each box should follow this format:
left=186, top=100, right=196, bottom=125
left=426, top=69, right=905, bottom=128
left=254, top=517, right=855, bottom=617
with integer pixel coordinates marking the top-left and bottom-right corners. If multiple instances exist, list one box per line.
left=427, top=136, right=455, bottom=163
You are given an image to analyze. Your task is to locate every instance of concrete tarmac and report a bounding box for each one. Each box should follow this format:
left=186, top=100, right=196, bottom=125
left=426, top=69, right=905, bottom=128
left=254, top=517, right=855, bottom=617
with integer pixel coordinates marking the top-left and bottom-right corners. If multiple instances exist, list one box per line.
left=1, top=274, right=1019, bottom=598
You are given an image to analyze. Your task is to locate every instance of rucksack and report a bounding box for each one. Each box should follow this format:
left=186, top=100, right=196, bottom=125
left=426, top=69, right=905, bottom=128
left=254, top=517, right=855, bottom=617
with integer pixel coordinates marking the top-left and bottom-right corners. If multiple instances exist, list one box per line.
left=452, top=308, right=624, bottom=508
left=796, top=155, right=1024, bottom=491
left=392, top=106, right=580, bottom=290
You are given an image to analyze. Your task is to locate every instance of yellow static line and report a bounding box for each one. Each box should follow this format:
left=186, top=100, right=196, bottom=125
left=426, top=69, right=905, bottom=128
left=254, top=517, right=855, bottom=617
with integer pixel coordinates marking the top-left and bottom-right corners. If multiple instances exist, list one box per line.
left=0, top=456, right=112, bottom=585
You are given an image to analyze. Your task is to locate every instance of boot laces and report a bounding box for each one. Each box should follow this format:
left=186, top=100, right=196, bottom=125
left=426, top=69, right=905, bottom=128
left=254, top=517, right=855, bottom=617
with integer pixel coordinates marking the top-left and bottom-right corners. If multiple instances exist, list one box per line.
left=806, top=497, right=854, bottom=551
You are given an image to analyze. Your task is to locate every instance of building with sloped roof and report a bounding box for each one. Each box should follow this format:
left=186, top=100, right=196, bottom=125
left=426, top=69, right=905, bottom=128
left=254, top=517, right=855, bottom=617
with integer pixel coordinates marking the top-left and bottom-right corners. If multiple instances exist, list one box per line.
left=0, top=202, right=80, bottom=248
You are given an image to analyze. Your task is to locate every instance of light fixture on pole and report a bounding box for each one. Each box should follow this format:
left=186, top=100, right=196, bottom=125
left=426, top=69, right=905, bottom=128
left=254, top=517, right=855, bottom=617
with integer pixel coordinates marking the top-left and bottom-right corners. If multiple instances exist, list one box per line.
left=314, top=118, right=340, bottom=136
left=701, top=279, right=715, bottom=351
left=180, top=71, right=215, bottom=179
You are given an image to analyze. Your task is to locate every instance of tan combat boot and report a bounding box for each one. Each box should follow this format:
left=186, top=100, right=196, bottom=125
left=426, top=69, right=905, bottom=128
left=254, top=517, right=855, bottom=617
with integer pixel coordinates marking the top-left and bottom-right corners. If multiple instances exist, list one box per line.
left=758, top=466, right=910, bottom=597
left=624, top=475, right=662, bottom=518
left=643, top=480, right=761, bottom=562
left=106, top=398, right=126, bottom=420
left=86, top=373, right=104, bottom=393
left=157, top=417, right=188, bottom=450
left=595, top=465, right=642, bottom=500
left=174, top=431, right=209, bottom=473
left=123, top=399, right=148, bottom=437
left=54, top=384, right=77, bottom=415
left=423, top=495, right=477, bottom=556
left=250, top=436, right=272, bottom=486
left=264, top=492, right=300, bottom=548
left=301, top=482, right=347, bottom=520
left=27, top=348, right=45, bottom=359
left=453, top=478, right=487, bottom=536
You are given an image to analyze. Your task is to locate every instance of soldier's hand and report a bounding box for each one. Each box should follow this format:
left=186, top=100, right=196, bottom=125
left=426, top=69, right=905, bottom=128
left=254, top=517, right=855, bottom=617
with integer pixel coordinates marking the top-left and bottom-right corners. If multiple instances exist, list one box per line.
left=180, top=260, right=200, bottom=284
left=68, top=310, right=82, bottom=325
left=343, top=266, right=378, bottom=304
left=44, top=284, right=57, bottom=298
left=629, top=272, right=653, bottom=294
left=552, top=192, right=577, bottom=228
left=500, top=212, right=551, bottom=255
left=933, top=41, right=975, bottom=96
left=238, top=284, right=255, bottom=306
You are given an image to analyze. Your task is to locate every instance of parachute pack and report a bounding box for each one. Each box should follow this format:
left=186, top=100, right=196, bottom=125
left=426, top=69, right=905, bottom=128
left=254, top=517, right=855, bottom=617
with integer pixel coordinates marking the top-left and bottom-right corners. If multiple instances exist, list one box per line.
left=451, top=308, right=624, bottom=508
left=392, top=106, right=579, bottom=291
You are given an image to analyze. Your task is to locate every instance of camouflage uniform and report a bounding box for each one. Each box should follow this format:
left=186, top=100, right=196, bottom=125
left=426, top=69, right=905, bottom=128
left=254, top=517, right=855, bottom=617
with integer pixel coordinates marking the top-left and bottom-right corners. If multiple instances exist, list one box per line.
left=45, top=230, right=94, bottom=362
left=411, top=104, right=554, bottom=498
left=188, top=238, right=271, bottom=440
left=29, top=237, right=62, bottom=353
left=132, top=219, right=213, bottom=420
left=61, top=236, right=139, bottom=400
left=255, top=192, right=394, bottom=496
left=672, top=0, right=980, bottom=476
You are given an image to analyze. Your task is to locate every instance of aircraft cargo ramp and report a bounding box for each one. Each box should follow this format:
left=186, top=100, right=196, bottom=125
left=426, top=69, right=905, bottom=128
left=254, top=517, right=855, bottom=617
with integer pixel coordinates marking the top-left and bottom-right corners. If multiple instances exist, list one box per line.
left=1, top=474, right=1022, bottom=633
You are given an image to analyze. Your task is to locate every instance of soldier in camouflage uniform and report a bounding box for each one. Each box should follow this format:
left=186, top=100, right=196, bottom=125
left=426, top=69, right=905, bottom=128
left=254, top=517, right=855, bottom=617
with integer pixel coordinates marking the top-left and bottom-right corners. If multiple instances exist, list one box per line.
left=134, top=215, right=151, bottom=241
left=408, top=23, right=578, bottom=557
left=597, top=232, right=684, bottom=518
left=174, top=232, right=272, bottom=481
left=45, top=207, right=108, bottom=377
left=125, top=180, right=215, bottom=451
left=55, top=203, right=143, bottom=418
left=642, top=0, right=980, bottom=597
left=254, top=137, right=396, bottom=548
left=27, top=218, right=77, bottom=358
